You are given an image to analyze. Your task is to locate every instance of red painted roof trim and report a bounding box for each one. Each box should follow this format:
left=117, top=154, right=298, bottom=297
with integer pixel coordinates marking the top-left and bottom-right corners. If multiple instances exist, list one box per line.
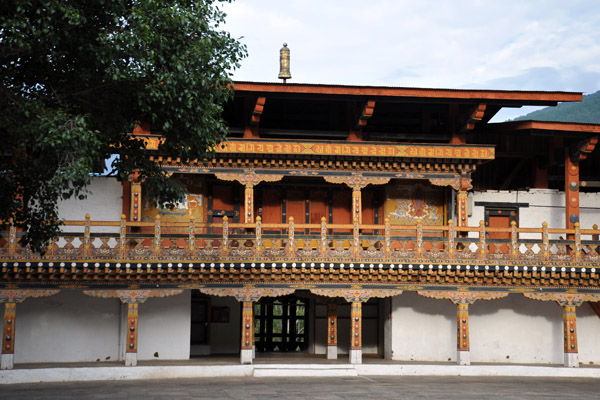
left=488, top=120, right=600, bottom=134
left=233, top=81, right=582, bottom=103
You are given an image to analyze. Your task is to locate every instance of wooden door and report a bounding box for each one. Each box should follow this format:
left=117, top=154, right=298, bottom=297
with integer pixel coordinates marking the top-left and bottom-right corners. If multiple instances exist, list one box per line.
left=309, top=190, right=328, bottom=232
left=331, top=189, right=351, bottom=234
left=286, top=189, right=305, bottom=229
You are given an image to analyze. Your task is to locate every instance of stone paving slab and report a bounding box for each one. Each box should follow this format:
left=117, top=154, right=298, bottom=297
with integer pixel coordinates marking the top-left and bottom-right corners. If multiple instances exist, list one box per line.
left=1, top=376, right=600, bottom=400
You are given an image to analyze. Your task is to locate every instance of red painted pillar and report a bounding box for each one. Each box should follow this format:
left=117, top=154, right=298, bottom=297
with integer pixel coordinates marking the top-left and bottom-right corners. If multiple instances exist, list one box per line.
left=565, top=148, right=580, bottom=231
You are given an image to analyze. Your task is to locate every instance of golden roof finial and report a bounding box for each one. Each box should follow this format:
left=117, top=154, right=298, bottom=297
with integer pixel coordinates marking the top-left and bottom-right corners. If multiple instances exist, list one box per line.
left=278, top=43, right=291, bottom=83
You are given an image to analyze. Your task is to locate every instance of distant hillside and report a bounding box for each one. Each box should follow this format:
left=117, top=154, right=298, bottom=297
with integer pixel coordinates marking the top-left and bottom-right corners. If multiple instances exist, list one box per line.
left=513, top=90, right=600, bottom=123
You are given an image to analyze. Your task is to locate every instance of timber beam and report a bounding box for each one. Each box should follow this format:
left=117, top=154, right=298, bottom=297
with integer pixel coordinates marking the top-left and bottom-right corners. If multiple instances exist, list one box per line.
left=461, top=103, right=486, bottom=132
left=570, top=136, right=598, bottom=162
left=355, top=100, right=376, bottom=130
left=244, top=96, right=266, bottom=139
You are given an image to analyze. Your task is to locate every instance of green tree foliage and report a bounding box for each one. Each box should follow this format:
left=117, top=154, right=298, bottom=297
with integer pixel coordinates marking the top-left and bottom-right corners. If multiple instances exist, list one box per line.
left=514, top=90, right=600, bottom=123
left=0, top=0, right=246, bottom=252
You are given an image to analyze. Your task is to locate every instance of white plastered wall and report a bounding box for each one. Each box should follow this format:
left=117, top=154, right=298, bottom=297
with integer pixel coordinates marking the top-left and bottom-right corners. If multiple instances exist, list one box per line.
left=469, top=189, right=600, bottom=232
left=390, top=291, right=456, bottom=362
left=137, top=291, right=191, bottom=360
left=7, top=290, right=121, bottom=363
left=57, top=176, right=123, bottom=221
left=390, top=292, right=600, bottom=364
left=0, top=289, right=192, bottom=364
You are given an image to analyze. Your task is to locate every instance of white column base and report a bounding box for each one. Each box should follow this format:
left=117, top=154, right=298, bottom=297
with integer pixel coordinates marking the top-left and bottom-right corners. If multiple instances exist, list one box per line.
left=125, top=352, right=137, bottom=367
left=326, top=345, right=338, bottom=360
left=241, top=349, right=253, bottom=364
left=1, top=354, right=14, bottom=370
left=457, top=350, right=470, bottom=366
left=349, top=349, right=362, bottom=364
left=564, top=353, right=579, bottom=368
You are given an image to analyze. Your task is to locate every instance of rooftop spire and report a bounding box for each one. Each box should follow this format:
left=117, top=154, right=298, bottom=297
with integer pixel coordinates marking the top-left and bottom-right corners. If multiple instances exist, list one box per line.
left=278, top=43, right=291, bottom=83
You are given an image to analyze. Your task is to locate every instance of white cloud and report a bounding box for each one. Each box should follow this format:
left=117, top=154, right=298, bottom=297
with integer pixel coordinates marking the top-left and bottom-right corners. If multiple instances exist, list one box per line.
left=222, top=0, right=600, bottom=118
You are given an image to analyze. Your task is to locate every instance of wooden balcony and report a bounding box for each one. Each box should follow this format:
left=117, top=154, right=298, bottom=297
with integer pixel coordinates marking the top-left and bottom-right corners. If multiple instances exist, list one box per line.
left=1, top=215, right=600, bottom=288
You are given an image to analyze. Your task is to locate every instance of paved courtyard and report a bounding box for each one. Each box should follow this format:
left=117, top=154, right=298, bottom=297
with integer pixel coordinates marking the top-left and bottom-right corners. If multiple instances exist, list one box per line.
left=1, top=375, right=599, bottom=399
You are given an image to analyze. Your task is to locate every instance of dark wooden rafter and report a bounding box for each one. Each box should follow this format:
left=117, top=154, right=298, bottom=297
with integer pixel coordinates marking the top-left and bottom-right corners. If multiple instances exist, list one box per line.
left=355, top=100, right=375, bottom=130
left=570, top=136, right=598, bottom=162
left=244, top=96, right=266, bottom=139
left=462, top=103, right=486, bottom=132
left=347, top=100, right=375, bottom=141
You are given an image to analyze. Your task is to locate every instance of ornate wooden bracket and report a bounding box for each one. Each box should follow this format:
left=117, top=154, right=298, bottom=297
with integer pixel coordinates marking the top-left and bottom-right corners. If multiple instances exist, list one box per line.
left=570, top=136, right=598, bottom=162
left=310, top=288, right=403, bottom=303
left=83, top=289, right=183, bottom=304
left=323, top=173, right=390, bottom=190
left=417, top=290, right=508, bottom=304
left=522, top=292, right=600, bottom=307
left=0, top=289, right=60, bottom=303
left=198, top=287, right=295, bottom=303
left=429, top=173, right=472, bottom=191
left=215, top=170, right=284, bottom=187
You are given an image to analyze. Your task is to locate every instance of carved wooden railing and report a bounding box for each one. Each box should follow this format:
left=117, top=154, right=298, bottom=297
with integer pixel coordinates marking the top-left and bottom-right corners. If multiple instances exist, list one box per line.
left=1, top=215, right=599, bottom=268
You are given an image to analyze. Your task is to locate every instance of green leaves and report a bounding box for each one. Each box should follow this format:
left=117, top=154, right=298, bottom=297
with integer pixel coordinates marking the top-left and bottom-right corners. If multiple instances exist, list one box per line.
left=1, top=0, right=246, bottom=251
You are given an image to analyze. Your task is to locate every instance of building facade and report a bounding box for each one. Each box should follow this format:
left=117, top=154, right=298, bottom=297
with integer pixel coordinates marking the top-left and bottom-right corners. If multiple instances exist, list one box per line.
left=2, top=82, right=600, bottom=370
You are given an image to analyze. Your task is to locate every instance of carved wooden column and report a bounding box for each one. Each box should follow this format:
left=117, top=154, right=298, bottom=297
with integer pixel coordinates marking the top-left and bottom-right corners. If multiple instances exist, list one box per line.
left=1, top=303, right=16, bottom=370
left=198, top=287, right=295, bottom=364
left=563, top=304, right=578, bottom=367
left=352, top=187, right=362, bottom=223
left=241, top=301, right=254, bottom=364
left=125, top=303, right=139, bottom=366
left=523, top=292, right=600, bottom=367
left=349, top=302, right=362, bottom=364
left=311, top=288, right=402, bottom=364
left=127, top=169, right=143, bottom=223
left=1, top=289, right=60, bottom=370
left=565, top=148, right=580, bottom=232
left=456, top=303, right=470, bottom=363
left=215, top=171, right=283, bottom=224
left=244, top=184, right=255, bottom=224
left=429, top=175, right=472, bottom=232
left=324, top=174, right=390, bottom=225
left=418, top=291, right=508, bottom=365
left=327, top=303, right=338, bottom=359
left=84, top=289, right=183, bottom=366
left=456, top=177, right=471, bottom=227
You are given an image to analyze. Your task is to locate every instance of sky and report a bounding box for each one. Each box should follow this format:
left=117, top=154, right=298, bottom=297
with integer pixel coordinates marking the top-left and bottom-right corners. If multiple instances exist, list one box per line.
left=221, top=0, right=600, bottom=121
